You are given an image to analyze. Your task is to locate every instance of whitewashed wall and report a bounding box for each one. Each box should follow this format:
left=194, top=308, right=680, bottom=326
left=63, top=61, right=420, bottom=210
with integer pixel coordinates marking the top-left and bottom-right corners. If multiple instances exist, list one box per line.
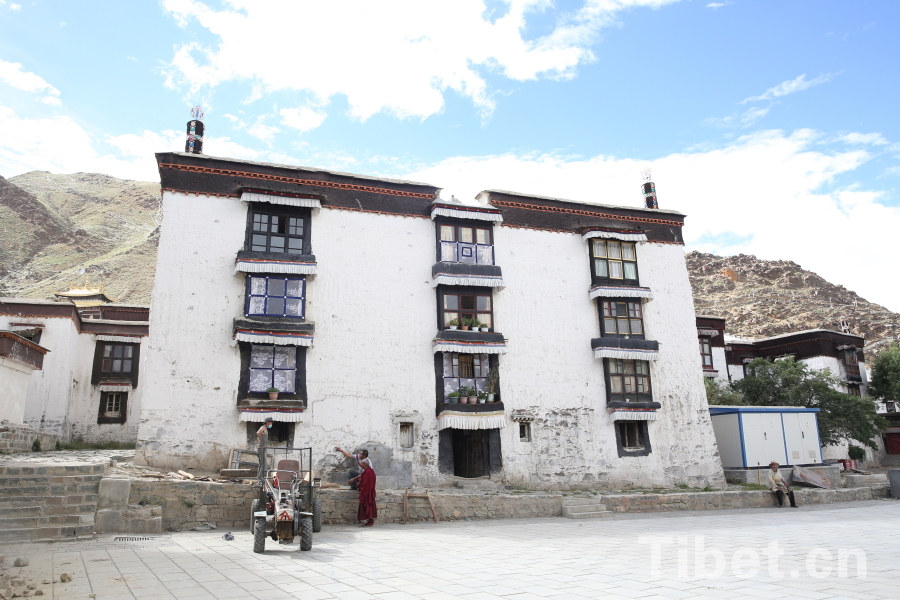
left=137, top=190, right=725, bottom=488
left=0, top=357, right=32, bottom=423
left=710, top=347, right=729, bottom=382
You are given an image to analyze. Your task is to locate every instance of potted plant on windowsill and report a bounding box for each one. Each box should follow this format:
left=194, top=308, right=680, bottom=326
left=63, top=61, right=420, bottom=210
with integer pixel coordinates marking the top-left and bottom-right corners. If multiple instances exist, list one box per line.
left=480, top=323, right=490, bottom=332
left=487, top=368, right=499, bottom=402
left=448, top=318, right=459, bottom=331
left=266, top=387, right=279, bottom=400
left=465, top=386, right=477, bottom=404
left=447, top=391, right=460, bottom=404
left=478, top=391, right=487, bottom=404
left=459, top=319, right=470, bottom=331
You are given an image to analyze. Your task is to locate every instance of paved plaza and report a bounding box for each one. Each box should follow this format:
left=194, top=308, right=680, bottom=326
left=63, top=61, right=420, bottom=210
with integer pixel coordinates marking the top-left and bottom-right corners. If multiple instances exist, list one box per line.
left=2, top=499, right=898, bottom=600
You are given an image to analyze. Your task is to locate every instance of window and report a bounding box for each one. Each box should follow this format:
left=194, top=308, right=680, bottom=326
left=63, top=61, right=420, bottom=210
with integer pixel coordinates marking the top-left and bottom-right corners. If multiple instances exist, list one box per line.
left=399, top=423, right=414, bottom=448
left=843, top=349, right=861, bottom=380
left=14, top=327, right=42, bottom=345
left=519, top=422, right=532, bottom=442
left=591, top=239, right=638, bottom=283
left=101, top=344, right=134, bottom=375
left=618, top=422, right=644, bottom=449
left=847, top=385, right=861, bottom=397
left=605, top=359, right=652, bottom=403
left=249, top=209, right=306, bottom=254
left=600, top=301, right=644, bottom=339
left=700, top=338, right=714, bottom=369
left=247, top=276, right=305, bottom=318
left=887, top=402, right=896, bottom=413
left=97, top=391, right=127, bottom=424
left=442, top=291, right=492, bottom=329
left=441, top=352, right=490, bottom=399
left=249, top=345, right=297, bottom=393
left=439, top=224, right=493, bottom=265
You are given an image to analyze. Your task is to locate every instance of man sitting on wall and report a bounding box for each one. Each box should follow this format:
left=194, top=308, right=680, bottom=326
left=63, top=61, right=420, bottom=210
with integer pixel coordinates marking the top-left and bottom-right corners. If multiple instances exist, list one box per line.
left=335, top=446, right=372, bottom=491
left=768, top=461, right=798, bottom=508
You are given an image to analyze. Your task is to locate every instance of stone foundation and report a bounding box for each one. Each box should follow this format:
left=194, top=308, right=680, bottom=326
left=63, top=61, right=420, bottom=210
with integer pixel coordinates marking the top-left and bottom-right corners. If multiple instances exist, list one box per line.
left=127, top=480, right=257, bottom=531
left=0, top=424, right=59, bottom=455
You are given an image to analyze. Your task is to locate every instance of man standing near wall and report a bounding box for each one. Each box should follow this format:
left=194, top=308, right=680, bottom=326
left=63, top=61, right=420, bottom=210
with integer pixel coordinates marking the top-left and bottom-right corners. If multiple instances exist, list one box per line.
left=335, top=446, right=371, bottom=490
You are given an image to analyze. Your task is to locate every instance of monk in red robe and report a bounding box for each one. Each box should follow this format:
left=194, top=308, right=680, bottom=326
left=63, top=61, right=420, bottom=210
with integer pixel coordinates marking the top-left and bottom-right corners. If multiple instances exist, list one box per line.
left=349, top=458, right=377, bottom=526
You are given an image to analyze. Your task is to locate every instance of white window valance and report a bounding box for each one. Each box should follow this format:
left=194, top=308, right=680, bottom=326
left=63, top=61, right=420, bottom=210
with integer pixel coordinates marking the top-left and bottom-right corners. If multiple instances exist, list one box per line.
left=697, top=329, right=720, bottom=337
left=431, top=205, right=503, bottom=222
left=588, top=285, right=653, bottom=300
left=437, top=411, right=506, bottom=430
left=593, top=347, right=659, bottom=361
left=241, top=191, right=321, bottom=209
left=95, top=335, right=143, bottom=343
left=433, top=340, right=507, bottom=355
left=234, top=331, right=313, bottom=346
left=582, top=229, right=648, bottom=243
left=235, top=259, right=317, bottom=275
left=608, top=409, right=658, bottom=422
left=239, top=410, right=304, bottom=423
left=99, top=383, right=132, bottom=392
left=432, top=274, right=505, bottom=288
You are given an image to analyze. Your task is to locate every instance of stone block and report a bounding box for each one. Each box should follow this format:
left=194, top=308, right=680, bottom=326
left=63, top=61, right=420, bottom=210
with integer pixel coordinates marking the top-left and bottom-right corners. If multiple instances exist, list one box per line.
left=97, top=478, right=132, bottom=509
left=844, top=473, right=888, bottom=487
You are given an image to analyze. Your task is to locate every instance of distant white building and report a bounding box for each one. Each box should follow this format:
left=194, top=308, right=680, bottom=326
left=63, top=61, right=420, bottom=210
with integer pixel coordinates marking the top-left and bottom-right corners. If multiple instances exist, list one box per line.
left=135, top=152, right=726, bottom=490
left=0, top=298, right=148, bottom=443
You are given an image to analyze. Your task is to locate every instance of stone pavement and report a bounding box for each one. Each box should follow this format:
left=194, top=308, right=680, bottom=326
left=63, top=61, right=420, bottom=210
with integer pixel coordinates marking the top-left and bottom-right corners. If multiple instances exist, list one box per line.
left=2, top=499, right=898, bottom=600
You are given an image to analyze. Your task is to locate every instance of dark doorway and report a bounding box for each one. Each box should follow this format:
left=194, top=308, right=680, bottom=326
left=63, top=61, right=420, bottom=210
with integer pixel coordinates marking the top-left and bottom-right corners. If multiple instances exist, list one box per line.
left=452, top=429, right=486, bottom=478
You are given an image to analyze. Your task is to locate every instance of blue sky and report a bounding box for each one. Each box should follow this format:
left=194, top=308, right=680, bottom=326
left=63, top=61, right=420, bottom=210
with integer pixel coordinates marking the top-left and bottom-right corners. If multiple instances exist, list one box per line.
left=1, top=0, right=899, bottom=312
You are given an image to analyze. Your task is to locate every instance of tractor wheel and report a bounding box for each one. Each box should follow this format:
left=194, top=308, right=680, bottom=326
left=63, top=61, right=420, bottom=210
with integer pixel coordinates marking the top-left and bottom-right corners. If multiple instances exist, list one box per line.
left=253, top=517, right=266, bottom=554
left=312, top=497, right=323, bottom=533
left=299, top=516, right=313, bottom=551
left=250, top=499, right=259, bottom=532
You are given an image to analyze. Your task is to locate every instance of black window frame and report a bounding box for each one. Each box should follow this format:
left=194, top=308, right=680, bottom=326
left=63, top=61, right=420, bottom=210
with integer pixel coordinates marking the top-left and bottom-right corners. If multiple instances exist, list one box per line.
left=604, top=358, right=653, bottom=403
left=91, top=342, right=140, bottom=387
left=614, top=421, right=652, bottom=457
left=435, top=217, right=495, bottom=265
left=843, top=349, right=861, bottom=380
left=245, top=274, right=306, bottom=319
left=589, top=238, right=640, bottom=286
left=97, top=391, right=128, bottom=424
left=237, top=342, right=306, bottom=403
left=437, top=285, right=494, bottom=330
left=519, top=422, right=532, bottom=442
left=599, top=299, right=646, bottom=340
left=245, top=203, right=313, bottom=255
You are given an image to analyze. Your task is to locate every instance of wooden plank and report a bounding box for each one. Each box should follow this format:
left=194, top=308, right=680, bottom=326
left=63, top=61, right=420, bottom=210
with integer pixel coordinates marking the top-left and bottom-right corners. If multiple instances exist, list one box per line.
left=426, top=489, right=439, bottom=524
left=220, top=468, right=257, bottom=478
left=402, top=488, right=409, bottom=525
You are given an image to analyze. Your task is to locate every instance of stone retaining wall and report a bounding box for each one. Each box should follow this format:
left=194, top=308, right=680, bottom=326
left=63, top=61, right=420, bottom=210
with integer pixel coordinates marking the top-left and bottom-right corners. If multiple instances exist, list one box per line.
left=125, top=480, right=894, bottom=530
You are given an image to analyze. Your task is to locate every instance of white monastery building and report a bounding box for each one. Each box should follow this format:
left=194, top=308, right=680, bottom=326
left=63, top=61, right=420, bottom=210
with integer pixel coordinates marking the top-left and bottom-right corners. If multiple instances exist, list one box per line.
left=136, top=151, right=726, bottom=490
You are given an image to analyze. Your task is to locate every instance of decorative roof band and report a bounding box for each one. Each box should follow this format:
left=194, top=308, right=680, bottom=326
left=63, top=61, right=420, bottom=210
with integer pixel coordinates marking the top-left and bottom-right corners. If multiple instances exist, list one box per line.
left=235, top=260, right=317, bottom=275
left=158, top=163, right=435, bottom=199
left=582, top=229, right=648, bottom=243
left=437, top=411, right=506, bottom=431
left=588, top=285, right=653, bottom=300
left=593, top=347, right=659, bottom=361
left=239, top=409, right=304, bottom=423
left=432, top=274, right=505, bottom=288
left=234, top=330, right=313, bottom=347
left=95, top=334, right=144, bottom=343
left=607, top=409, right=658, bottom=422
left=431, top=206, right=503, bottom=223
left=240, top=191, right=322, bottom=209
left=489, top=198, right=683, bottom=226
left=433, top=340, right=507, bottom=355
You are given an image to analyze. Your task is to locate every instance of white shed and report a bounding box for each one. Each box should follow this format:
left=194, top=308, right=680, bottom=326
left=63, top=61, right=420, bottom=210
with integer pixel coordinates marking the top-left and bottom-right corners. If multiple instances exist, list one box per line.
left=709, top=406, right=823, bottom=469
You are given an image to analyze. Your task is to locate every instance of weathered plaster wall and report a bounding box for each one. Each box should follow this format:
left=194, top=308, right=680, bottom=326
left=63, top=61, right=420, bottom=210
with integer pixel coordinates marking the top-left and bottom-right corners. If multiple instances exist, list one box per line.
left=0, top=356, right=32, bottom=423
left=710, top=347, right=728, bottom=382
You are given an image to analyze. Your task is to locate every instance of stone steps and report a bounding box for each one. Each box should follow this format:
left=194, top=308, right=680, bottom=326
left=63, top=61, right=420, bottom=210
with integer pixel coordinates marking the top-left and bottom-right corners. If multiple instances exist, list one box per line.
left=0, top=462, right=104, bottom=541
left=561, top=497, right=613, bottom=519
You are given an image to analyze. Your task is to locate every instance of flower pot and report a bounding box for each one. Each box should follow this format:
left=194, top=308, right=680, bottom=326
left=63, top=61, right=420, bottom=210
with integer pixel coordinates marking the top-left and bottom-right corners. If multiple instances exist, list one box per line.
left=480, top=327, right=489, bottom=332
left=448, top=396, right=459, bottom=404
left=461, top=326, right=469, bottom=331
left=466, top=396, right=476, bottom=404
left=487, top=393, right=495, bottom=402
left=478, top=397, right=486, bottom=404
left=268, top=392, right=278, bottom=400
left=449, top=326, right=458, bottom=330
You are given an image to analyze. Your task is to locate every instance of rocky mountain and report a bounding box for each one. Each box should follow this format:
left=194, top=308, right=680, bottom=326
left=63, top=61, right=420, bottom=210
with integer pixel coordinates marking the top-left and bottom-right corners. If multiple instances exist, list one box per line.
left=687, top=252, right=899, bottom=355
left=1, top=171, right=896, bottom=355
left=0, top=172, right=160, bottom=304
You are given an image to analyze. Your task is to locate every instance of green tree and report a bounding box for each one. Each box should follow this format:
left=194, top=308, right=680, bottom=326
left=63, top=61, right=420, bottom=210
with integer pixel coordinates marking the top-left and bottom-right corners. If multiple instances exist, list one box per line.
left=733, top=357, right=887, bottom=449
left=869, top=343, right=900, bottom=406
left=703, top=377, right=745, bottom=405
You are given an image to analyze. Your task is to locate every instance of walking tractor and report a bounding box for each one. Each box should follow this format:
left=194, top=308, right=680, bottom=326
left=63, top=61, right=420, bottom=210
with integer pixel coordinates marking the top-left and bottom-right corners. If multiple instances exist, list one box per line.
left=250, top=446, right=322, bottom=553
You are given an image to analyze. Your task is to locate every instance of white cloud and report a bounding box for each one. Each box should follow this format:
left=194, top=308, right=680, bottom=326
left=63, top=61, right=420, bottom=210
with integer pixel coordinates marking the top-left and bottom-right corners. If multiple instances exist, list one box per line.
left=706, top=106, right=769, bottom=128
left=741, top=73, right=837, bottom=104
left=0, top=60, right=61, bottom=100
left=706, top=2, right=730, bottom=8
left=162, top=0, right=680, bottom=122
left=841, top=132, right=888, bottom=146
left=248, top=120, right=280, bottom=143
left=280, top=107, right=327, bottom=133
left=400, top=129, right=900, bottom=312
left=10, top=3, right=21, bottom=10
